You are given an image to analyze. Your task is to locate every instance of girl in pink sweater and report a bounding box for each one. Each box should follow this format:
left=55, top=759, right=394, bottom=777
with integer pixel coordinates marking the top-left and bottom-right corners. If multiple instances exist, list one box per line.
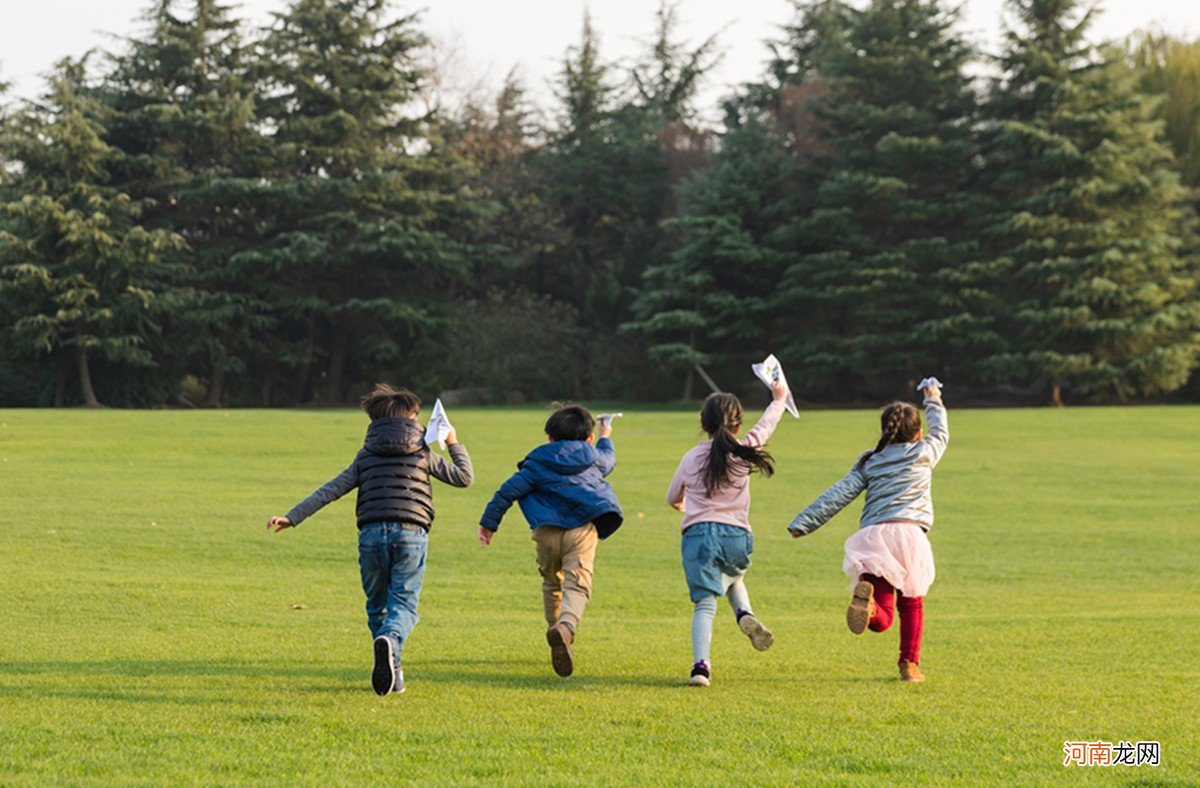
left=666, top=379, right=789, bottom=686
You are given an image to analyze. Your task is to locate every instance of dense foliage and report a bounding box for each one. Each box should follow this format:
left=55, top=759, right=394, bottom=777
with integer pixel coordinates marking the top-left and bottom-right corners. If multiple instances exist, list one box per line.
left=1, top=0, right=1197, bottom=406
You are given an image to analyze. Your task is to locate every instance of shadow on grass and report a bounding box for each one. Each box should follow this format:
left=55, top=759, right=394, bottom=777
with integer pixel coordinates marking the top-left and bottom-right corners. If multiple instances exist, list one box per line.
left=0, top=658, right=684, bottom=695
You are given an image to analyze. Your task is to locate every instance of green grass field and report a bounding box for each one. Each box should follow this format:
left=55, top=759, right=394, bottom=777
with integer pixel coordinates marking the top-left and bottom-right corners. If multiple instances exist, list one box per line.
left=1, top=404, right=1197, bottom=784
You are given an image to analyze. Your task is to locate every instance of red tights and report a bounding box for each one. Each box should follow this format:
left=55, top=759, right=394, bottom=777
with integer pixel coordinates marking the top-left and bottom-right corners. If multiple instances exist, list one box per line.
left=862, top=574, right=924, bottom=664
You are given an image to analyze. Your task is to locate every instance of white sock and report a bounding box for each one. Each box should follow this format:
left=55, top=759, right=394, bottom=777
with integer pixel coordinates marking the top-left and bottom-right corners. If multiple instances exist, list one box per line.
left=691, top=596, right=717, bottom=664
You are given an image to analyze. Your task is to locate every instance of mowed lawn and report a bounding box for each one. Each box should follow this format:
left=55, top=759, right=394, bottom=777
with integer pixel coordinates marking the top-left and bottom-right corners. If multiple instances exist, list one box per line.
left=1, top=404, right=1197, bottom=785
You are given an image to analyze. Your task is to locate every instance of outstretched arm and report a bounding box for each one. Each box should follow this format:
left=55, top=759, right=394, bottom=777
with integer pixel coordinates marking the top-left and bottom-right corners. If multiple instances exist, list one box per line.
left=787, top=464, right=866, bottom=537
left=278, top=456, right=361, bottom=528
left=921, top=392, right=949, bottom=467
left=479, top=467, right=537, bottom=535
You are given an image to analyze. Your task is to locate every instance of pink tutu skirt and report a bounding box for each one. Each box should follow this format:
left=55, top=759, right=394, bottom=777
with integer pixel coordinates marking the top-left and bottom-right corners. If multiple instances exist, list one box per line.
left=843, top=522, right=936, bottom=598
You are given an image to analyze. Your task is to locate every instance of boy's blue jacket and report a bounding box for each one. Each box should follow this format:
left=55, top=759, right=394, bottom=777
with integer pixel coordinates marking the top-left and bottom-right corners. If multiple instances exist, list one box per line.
left=480, top=438, right=623, bottom=539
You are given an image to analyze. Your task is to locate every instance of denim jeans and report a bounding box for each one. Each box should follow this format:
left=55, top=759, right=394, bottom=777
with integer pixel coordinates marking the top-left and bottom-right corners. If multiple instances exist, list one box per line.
left=357, top=522, right=428, bottom=656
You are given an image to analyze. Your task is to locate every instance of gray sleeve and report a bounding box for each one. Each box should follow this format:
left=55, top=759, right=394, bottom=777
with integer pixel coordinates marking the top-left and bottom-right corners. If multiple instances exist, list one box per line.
left=921, top=396, right=949, bottom=467
left=429, top=444, right=474, bottom=488
left=787, top=465, right=867, bottom=536
left=286, top=458, right=360, bottom=526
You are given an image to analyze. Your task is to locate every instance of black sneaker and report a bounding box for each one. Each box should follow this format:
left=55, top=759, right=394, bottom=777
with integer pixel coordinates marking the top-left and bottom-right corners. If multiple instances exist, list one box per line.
left=372, top=636, right=396, bottom=696
left=688, top=660, right=711, bottom=687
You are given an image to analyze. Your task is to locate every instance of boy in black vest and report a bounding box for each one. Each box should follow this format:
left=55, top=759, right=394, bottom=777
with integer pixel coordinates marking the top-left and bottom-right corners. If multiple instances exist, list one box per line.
left=267, top=384, right=473, bottom=696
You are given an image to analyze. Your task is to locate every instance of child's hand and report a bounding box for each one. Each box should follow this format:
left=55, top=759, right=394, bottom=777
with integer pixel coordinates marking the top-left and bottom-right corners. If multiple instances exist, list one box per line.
left=922, top=384, right=941, bottom=400
left=597, top=424, right=613, bottom=440
left=670, top=500, right=686, bottom=513
left=477, top=526, right=494, bottom=546
left=770, top=378, right=789, bottom=402
left=446, top=428, right=458, bottom=446
left=267, top=516, right=293, bottom=532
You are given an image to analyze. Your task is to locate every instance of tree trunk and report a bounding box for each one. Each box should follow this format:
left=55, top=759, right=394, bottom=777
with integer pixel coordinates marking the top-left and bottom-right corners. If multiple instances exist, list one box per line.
left=323, top=323, right=348, bottom=405
left=205, top=353, right=226, bottom=408
left=682, top=365, right=694, bottom=401
left=75, top=345, right=101, bottom=408
left=1050, top=382, right=1064, bottom=408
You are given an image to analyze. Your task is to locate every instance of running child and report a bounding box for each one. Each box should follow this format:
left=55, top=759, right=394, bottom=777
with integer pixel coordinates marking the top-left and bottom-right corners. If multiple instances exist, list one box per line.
left=787, top=380, right=948, bottom=682
left=478, top=405, right=623, bottom=678
left=666, top=379, right=789, bottom=687
left=267, top=384, right=473, bottom=696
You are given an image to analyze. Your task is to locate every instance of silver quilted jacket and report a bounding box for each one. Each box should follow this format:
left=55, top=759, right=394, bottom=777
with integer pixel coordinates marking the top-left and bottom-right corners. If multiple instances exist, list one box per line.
left=787, top=397, right=948, bottom=535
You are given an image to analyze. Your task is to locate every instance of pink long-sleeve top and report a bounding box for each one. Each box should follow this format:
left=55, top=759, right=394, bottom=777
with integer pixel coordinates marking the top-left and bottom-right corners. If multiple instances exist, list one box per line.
left=665, top=399, right=786, bottom=533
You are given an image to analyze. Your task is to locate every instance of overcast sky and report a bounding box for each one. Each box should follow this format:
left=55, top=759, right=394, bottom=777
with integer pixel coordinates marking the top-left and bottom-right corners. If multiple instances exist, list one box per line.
left=2, top=0, right=1195, bottom=116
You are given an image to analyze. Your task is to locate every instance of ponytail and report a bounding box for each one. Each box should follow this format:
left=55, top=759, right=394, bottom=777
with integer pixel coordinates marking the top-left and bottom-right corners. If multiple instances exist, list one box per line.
left=857, top=401, right=921, bottom=470
left=699, top=393, right=775, bottom=497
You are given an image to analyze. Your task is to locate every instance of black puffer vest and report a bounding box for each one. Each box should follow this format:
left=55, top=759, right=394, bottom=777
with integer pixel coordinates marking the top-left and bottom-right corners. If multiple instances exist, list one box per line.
left=355, top=417, right=436, bottom=530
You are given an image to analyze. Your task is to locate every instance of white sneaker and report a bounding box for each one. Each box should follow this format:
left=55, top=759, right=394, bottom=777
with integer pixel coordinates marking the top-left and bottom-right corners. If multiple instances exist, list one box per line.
left=738, top=613, right=774, bottom=651
left=688, top=661, right=711, bottom=686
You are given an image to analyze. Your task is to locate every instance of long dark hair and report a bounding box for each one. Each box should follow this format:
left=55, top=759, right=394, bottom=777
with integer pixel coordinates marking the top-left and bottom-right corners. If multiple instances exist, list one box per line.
left=699, top=393, right=775, bottom=497
left=857, top=401, right=921, bottom=470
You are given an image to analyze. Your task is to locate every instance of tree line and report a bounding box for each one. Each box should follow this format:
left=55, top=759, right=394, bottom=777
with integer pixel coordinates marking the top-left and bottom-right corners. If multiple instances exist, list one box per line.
left=1, top=0, right=1197, bottom=407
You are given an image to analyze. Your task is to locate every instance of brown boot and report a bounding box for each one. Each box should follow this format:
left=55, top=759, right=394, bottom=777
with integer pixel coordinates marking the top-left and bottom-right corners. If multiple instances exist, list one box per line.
left=846, top=580, right=876, bottom=635
left=546, top=623, right=575, bottom=677
left=899, top=660, right=926, bottom=683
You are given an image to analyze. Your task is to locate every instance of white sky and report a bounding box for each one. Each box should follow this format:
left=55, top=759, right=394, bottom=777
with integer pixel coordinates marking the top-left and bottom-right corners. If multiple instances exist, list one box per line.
left=2, top=0, right=1196, bottom=118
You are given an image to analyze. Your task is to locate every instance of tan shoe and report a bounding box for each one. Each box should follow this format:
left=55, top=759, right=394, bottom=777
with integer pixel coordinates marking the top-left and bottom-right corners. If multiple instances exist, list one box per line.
left=546, top=623, right=575, bottom=677
left=899, top=660, right=926, bottom=682
left=737, top=613, right=774, bottom=651
left=846, top=580, right=876, bottom=635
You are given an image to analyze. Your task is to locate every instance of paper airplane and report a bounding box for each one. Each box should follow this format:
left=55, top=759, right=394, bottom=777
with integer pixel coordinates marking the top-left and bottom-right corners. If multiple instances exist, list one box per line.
left=425, top=398, right=453, bottom=449
left=751, top=354, right=798, bottom=418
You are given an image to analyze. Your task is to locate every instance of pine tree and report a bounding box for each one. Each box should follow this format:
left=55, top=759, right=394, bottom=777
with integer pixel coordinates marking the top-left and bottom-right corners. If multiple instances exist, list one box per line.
left=256, top=0, right=476, bottom=403
left=103, top=0, right=271, bottom=406
left=0, top=60, right=181, bottom=406
left=534, top=11, right=631, bottom=317
left=624, top=110, right=793, bottom=399
left=769, top=0, right=986, bottom=399
left=980, top=0, right=1200, bottom=404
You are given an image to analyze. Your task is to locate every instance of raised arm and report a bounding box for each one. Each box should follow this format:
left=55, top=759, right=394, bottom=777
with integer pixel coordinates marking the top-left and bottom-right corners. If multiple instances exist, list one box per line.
left=594, top=437, right=616, bottom=477
left=787, top=463, right=867, bottom=537
left=920, top=396, right=949, bottom=467
left=284, top=455, right=361, bottom=526
left=479, top=467, right=537, bottom=532
left=429, top=442, right=474, bottom=488
left=741, top=398, right=787, bottom=449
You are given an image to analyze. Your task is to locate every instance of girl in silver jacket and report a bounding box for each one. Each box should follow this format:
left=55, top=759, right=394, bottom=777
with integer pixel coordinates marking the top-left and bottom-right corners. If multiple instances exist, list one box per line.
left=787, top=381, right=948, bottom=683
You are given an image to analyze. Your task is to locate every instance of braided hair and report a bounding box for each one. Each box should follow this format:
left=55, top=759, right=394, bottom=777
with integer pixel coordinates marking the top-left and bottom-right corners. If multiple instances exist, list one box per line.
left=857, top=401, right=921, bottom=470
left=699, top=393, right=775, bottom=497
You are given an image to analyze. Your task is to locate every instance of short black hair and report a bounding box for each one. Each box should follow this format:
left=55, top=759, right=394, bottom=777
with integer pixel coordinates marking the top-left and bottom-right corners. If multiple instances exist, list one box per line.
left=545, top=405, right=594, bottom=441
left=361, top=383, right=421, bottom=420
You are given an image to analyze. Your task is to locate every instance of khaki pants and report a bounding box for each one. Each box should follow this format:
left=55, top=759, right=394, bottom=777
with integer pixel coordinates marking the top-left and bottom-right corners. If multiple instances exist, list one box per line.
left=532, top=524, right=598, bottom=630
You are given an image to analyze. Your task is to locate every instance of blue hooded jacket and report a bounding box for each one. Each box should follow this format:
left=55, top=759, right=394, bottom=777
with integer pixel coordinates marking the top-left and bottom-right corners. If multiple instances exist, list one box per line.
left=479, top=438, right=623, bottom=539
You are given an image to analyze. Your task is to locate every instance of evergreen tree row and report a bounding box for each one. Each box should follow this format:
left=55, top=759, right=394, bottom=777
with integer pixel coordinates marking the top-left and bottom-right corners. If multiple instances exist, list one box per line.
left=1, top=0, right=1197, bottom=406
